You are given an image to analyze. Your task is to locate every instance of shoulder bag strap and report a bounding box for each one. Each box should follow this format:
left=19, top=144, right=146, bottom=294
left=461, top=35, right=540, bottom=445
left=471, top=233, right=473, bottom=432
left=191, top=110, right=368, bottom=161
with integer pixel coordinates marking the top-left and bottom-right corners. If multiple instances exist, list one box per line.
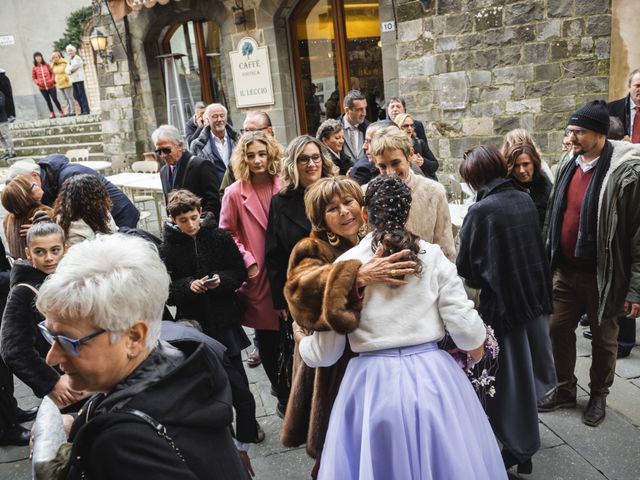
left=116, top=408, right=186, bottom=464
left=14, top=283, right=39, bottom=295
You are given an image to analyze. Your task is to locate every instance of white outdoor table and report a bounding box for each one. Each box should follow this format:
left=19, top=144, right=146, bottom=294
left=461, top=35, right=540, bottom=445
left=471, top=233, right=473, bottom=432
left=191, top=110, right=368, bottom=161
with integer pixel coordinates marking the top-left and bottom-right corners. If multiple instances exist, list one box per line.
left=75, top=160, right=112, bottom=171
left=106, top=172, right=162, bottom=191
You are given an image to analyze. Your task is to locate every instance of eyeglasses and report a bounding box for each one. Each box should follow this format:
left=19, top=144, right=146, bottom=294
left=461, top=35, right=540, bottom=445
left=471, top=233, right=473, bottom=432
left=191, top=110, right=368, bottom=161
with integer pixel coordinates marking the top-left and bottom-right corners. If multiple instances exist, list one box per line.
left=155, top=147, right=172, bottom=155
left=240, top=127, right=268, bottom=134
left=38, top=320, right=106, bottom=357
left=297, top=153, right=322, bottom=166
left=30, top=182, right=37, bottom=190
left=565, top=128, right=588, bottom=138
left=401, top=123, right=415, bottom=129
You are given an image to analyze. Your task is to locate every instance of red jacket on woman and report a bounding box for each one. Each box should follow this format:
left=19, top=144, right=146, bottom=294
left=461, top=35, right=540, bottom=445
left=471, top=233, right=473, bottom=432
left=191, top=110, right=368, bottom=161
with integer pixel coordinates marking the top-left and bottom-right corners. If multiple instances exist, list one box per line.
left=32, top=64, right=55, bottom=90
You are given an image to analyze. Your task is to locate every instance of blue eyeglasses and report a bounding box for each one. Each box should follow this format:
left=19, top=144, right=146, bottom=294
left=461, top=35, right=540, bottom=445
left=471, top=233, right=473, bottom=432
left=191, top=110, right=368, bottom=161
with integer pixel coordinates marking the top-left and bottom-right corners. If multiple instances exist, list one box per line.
left=38, top=321, right=106, bottom=357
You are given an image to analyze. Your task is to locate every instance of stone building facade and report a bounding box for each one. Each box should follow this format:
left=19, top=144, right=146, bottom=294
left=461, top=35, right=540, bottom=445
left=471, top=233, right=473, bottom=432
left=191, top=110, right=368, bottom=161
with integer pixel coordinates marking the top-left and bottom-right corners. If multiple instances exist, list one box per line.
left=93, top=0, right=631, bottom=171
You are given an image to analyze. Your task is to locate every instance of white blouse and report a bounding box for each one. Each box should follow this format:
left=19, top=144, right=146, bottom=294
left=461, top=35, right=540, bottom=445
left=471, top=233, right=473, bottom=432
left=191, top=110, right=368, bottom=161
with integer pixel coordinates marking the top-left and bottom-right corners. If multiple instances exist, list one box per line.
left=299, top=234, right=486, bottom=368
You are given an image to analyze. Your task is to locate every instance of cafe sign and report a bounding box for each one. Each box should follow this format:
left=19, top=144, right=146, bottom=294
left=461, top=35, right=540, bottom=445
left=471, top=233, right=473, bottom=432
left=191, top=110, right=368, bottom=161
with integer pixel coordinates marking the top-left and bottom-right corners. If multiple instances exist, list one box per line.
left=229, top=37, right=275, bottom=109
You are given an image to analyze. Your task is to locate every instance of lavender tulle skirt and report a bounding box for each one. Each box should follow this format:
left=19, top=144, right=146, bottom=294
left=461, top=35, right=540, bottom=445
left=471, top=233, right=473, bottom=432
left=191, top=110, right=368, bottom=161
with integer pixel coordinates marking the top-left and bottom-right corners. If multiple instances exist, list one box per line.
left=317, top=342, right=507, bottom=480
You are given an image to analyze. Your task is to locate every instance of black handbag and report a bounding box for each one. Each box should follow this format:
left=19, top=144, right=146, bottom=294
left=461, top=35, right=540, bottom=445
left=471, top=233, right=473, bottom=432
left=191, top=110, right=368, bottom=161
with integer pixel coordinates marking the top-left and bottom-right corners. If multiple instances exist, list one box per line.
left=276, top=313, right=294, bottom=393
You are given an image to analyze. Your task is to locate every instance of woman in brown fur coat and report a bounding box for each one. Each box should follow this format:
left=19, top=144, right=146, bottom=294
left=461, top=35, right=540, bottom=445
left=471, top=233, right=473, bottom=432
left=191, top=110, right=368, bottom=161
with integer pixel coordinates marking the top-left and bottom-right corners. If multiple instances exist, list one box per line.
left=282, top=177, right=416, bottom=477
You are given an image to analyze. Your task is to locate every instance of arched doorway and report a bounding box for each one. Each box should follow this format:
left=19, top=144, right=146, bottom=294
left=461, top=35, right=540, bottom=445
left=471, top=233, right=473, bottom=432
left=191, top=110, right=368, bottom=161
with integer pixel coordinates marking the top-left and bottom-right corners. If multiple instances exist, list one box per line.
left=290, top=0, right=384, bottom=134
left=160, top=19, right=228, bottom=108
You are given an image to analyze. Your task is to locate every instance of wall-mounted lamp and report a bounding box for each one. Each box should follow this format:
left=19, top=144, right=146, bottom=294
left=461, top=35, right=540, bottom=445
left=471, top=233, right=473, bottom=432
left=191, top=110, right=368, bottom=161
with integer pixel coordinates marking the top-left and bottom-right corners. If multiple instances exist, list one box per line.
left=90, top=29, right=114, bottom=63
left=232, top=0, right=246, bottom=25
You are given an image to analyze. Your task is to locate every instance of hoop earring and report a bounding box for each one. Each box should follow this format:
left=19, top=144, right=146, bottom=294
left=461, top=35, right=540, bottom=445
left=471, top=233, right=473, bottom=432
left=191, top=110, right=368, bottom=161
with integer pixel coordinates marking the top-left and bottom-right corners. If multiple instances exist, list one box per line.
left=357, top=223, right=368, bottom=240
left=326, top=231, right=340, bottom=247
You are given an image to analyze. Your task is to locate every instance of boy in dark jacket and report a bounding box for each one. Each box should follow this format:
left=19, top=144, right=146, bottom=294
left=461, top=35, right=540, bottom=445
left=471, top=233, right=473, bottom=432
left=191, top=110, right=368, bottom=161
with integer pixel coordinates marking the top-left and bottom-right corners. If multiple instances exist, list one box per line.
left=160, top=190, right=263, bottom=446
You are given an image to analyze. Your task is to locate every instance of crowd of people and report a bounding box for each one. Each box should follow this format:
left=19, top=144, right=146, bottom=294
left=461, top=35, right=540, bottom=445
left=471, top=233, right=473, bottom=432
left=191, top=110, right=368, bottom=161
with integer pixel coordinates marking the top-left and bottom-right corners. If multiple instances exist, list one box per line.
left=30, top=45, right=90, bottom=119
left=0, top=75, right=636, bottom=480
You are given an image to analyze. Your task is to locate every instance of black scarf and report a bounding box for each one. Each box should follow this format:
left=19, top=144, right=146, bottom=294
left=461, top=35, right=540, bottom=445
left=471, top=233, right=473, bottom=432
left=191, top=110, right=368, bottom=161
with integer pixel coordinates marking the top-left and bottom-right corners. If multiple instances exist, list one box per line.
left=548, top=140, right=613, bottom=261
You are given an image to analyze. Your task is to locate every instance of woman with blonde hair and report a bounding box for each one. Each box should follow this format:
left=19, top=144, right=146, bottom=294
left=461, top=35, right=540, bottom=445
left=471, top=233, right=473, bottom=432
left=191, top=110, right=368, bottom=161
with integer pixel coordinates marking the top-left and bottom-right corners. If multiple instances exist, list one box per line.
left=264, top=135, right=337, bottom=417
left=50, top=51, right=74, bottom=116
left=501, top=128, right=554, bottom=183
left=219, top=131, right=283, bottom=405
left=1, top=175, right=52, bottom=259
left=394, top=112, right=439, bottom=180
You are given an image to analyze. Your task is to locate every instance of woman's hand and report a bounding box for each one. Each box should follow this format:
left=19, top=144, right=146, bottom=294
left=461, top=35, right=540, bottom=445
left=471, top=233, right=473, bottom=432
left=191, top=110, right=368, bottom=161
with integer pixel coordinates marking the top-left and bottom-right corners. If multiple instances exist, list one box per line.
left=412, top=153, right=424, bottom=167
left=190, top=275, right=210, bottom=294
left=468, top=344, right=484, bottom=364
left=292, top=320, right=308, bottom=344
left=355, top=244, right=417, bottom=288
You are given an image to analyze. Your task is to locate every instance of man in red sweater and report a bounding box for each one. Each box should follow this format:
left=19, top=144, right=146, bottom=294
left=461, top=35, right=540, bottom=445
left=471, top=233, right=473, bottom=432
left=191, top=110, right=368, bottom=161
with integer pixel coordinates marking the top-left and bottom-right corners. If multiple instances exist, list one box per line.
left=539, top=100, right=640, bottom=427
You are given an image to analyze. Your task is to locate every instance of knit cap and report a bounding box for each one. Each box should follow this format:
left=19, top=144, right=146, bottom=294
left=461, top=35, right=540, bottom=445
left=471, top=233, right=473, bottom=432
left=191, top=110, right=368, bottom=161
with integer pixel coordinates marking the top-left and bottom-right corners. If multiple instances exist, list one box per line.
left=567, top=100, right=610, bottom=135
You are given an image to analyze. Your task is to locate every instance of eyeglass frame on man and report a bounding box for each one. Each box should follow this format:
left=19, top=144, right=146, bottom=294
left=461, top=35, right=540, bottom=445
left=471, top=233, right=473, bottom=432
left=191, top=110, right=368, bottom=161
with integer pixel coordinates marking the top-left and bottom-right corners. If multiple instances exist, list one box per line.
left=564, top=128, right=589, bottom=138
left=38, top=320, right=106, bottom=357
left=296, top=153, right=323, bottom=166
left=155, top=147, right=173, bottom=156
left=240, top=127, right=268, bottom=134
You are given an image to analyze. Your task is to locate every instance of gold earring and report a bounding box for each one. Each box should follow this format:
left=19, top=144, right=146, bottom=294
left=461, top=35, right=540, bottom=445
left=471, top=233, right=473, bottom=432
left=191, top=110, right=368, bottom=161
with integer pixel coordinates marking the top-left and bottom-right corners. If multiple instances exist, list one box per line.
left=358, top=223, right=368, bottom=239
left=326, top=231, right=340, bottom=247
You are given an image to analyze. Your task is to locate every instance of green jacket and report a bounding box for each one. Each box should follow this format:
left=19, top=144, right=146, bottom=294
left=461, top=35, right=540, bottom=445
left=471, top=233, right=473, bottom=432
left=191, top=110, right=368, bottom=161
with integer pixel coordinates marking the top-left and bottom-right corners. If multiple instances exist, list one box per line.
left=597, top=140, right=640, bottom=322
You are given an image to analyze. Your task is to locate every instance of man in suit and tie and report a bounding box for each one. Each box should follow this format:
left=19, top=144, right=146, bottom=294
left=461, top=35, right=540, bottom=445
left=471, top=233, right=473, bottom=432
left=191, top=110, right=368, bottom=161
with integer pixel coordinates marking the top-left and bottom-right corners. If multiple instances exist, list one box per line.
left=189, top=103, right=239, bottom=183
left=153, top=124, right=221, bottom=220
left=608, top=69, right=640, bottom=143
left=340, top=90, right=370, bottom=165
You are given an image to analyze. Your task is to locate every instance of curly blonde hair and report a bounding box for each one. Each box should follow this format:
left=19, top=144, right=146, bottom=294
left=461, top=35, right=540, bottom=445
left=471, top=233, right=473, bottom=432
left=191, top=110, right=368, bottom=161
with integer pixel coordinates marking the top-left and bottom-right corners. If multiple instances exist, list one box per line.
left=231, top=132, right=282, bottom=182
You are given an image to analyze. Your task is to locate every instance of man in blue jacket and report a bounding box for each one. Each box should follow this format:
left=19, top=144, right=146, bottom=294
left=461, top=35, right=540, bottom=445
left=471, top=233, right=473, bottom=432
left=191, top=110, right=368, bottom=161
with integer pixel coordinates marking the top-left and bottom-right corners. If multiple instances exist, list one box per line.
left=7, top=154, right=139, bottom=228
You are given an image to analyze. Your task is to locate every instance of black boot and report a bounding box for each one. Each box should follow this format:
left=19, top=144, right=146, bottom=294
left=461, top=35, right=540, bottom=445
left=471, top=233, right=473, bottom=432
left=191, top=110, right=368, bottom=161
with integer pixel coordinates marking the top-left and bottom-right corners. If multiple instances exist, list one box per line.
left=0, top=425, right=30, bottom=446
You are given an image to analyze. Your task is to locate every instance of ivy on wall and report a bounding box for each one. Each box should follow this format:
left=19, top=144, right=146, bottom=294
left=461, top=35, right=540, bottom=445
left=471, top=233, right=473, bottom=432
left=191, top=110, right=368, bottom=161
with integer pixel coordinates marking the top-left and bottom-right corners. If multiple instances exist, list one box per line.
left=53, top=6, right=93, bottom=53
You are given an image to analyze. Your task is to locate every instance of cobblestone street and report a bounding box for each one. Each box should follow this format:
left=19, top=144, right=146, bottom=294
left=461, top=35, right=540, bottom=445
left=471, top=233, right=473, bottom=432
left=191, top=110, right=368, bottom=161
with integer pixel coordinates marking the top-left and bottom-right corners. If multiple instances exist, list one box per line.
left=1, top=326, right=640, bottom=479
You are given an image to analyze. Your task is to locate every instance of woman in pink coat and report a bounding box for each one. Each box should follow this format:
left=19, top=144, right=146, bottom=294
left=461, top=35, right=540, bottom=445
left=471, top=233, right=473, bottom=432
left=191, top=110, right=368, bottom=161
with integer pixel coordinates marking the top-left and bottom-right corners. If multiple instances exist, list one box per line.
left=220, top=131, right=283, bottom=395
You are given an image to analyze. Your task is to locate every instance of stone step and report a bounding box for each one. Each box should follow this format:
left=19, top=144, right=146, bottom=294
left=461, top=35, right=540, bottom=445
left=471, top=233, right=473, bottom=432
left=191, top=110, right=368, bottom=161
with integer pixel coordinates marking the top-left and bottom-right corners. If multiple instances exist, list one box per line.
left=13, top=132, right=103, bottom=148
left=14, top=142, right=104, bottom=158
left=10, top=121, right=102, bottom=139
left=10, top=113, right=101, bottom=130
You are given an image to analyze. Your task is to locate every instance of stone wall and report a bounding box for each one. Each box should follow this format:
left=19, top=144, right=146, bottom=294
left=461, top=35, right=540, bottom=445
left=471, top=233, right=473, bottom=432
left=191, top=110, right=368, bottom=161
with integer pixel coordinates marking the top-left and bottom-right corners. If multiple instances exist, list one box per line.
left=394, top=0, right=612, bottom=170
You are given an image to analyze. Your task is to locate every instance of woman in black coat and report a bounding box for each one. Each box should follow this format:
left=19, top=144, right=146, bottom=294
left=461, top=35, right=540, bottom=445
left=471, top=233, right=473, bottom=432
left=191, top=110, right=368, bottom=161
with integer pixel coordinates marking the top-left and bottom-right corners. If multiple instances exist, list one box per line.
left=395, top=113, right=439, bottom=180
left=264, top=135, right=337, bottom=416
left=504, top=141, right=553, bottom=227
left=456, top=145, right=555, bottom=475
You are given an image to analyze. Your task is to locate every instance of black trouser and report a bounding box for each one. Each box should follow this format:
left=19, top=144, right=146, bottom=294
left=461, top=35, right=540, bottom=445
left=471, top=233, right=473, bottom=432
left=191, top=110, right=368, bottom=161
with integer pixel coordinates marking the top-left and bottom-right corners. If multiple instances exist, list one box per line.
left=0, top=272, right=18, bottom=435
left=618, top=315, right=636, bottom=349
left=72, top=82, right=90, bottom=114
left=254, top=328, right=289, bottom=405
left=226, top=353, right=259, bottom=443
left=40, top=88, right=62, bottom=114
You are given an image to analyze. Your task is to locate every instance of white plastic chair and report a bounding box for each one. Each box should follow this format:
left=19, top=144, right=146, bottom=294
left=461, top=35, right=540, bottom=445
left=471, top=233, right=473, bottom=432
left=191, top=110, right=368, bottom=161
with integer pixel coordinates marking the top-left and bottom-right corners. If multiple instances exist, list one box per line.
left=65, top=148, right=90, bottom=162
left=130, top=160, right=162, bottom=232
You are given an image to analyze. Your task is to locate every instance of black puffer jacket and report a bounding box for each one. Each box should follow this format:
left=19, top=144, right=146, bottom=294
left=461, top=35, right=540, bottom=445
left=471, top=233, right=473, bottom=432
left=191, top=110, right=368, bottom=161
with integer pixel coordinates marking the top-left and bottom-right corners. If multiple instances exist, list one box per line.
left=514, top=172, right=552, bottom=228
left=66, top=340, right=250, bottom=480
left=0, top=260, right=59, bottom=397
left=160, top=213, right=247, bottom=337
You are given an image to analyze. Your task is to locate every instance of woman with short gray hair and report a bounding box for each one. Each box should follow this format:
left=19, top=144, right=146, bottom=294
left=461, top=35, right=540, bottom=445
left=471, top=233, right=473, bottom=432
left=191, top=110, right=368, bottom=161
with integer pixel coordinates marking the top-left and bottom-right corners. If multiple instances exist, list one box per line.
left=37, top=233, right=250, bottom=479
left=316, top=119, right=351, bottom=175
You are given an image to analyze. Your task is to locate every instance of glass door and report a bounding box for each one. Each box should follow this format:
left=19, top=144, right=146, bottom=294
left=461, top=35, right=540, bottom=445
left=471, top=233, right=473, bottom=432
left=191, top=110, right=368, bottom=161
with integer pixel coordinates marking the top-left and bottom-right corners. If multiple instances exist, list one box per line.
left=290, top=0, right=383, bottom=134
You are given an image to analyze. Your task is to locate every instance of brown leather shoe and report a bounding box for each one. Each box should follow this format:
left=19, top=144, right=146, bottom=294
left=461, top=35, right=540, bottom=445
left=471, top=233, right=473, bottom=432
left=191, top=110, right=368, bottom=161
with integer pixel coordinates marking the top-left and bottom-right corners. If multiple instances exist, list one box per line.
left=583, top=395, right=606, bottom=427
left=537, top=388, right=576, bottom=412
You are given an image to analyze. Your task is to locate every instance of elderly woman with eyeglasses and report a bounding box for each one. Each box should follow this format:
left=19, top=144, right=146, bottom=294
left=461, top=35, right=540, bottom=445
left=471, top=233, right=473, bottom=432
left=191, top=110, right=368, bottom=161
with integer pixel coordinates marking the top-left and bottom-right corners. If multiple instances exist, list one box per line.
left=36, top=234, right=250, bottom=480
left=264, top=135, right=337, bottom=417
left=394, top=113, right=439, bottom=180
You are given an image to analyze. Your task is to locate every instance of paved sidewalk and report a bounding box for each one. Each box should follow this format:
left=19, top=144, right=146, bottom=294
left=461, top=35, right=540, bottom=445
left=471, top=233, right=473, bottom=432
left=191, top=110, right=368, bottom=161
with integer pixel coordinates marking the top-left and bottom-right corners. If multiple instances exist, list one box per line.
left=1, top=326, right=639, bottom=479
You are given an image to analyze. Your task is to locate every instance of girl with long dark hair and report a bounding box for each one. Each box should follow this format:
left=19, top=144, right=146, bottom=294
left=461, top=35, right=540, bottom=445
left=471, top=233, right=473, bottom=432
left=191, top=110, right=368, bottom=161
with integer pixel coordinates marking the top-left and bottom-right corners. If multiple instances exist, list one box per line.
left=31, top=52, right=63, bottom=119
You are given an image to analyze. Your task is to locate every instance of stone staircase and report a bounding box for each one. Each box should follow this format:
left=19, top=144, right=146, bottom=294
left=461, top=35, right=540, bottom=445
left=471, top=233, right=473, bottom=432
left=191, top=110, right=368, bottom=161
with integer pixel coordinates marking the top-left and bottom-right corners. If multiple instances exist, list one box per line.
left=6, top=114, right=103, bottom=165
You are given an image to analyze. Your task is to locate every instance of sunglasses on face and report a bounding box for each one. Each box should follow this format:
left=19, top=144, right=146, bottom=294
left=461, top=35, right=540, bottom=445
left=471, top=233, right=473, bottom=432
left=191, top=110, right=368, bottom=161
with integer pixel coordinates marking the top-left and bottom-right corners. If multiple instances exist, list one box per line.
left=38, top=320, right=106, bottom=357
left=155, top=147, right=173, bottom=155
left=240, top=127, right=268, bottom=134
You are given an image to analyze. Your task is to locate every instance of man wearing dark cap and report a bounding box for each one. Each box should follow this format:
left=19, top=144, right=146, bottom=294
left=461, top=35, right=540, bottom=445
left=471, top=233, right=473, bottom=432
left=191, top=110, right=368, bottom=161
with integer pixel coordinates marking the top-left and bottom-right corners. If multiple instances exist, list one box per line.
left=539, top=100, right=640, bottom=427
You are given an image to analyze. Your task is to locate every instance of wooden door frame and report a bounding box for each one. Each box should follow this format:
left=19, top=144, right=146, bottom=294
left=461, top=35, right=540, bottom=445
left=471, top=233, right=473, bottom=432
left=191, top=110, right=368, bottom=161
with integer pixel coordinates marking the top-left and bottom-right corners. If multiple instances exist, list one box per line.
left=289, top=0, right=351, bottom=134
left=160, top=20, right=215, bottom=105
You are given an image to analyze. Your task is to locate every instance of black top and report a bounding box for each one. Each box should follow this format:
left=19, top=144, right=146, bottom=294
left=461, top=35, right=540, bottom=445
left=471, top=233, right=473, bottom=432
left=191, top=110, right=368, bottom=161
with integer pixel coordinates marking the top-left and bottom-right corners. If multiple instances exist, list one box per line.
left=457, top=178, right=553, bottom=335
left=265, top=188, right=312, bottom=309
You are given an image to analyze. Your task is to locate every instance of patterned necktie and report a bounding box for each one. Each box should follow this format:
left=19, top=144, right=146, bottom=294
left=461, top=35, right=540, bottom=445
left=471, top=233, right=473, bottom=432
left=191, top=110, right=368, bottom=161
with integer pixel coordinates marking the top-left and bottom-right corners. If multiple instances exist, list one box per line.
left=351, top=127, right=358, bottom=153
left=632, top=108, right=640, bottom=143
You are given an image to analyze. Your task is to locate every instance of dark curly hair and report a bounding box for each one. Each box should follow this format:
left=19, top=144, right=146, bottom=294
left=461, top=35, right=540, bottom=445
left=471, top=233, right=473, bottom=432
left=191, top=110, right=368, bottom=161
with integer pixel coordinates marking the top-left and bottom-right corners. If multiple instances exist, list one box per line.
left=365, top=175, right=423, bottom=277
left=53, top=174, right=113, bottom=236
